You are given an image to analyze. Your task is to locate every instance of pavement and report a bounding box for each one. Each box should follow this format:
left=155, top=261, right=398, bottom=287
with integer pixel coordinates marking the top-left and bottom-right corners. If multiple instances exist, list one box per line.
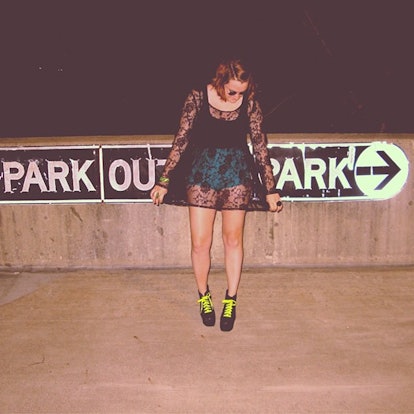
left=0, top=265, right=414, bottom=414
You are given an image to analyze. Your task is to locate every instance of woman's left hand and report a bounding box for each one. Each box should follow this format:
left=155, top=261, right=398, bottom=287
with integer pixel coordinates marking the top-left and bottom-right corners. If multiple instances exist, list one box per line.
left=266, top=193, right=283, bottom=213
left=150, top=185, right=168, bottom=206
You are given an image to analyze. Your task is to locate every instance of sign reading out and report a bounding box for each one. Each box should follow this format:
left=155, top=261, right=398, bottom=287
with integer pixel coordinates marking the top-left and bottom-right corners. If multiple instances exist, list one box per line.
left=0, top=141, right=409, bottom=204
left=101, top=145, right=170, bottom=202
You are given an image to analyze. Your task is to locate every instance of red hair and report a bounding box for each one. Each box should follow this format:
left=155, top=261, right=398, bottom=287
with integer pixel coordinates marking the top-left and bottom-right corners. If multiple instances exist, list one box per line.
left=211, top=59, right=256, bottom=101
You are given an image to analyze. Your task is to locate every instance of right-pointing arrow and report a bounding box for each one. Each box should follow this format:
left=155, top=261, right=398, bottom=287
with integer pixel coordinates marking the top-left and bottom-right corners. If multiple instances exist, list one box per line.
left=356, top=150, right=401, bottom=190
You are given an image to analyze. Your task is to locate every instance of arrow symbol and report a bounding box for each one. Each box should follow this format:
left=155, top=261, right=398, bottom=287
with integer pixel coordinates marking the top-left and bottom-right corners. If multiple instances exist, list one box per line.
left=356, top=150, right=401, bottom=190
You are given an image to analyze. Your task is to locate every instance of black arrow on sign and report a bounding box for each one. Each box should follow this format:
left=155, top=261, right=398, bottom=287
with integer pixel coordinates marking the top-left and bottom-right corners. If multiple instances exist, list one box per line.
left=356, top=150, right=401, bottom=190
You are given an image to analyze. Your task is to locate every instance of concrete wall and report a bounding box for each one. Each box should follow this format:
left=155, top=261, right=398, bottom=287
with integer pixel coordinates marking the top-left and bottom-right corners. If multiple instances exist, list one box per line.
left=0, top=134, right=413, bottom=270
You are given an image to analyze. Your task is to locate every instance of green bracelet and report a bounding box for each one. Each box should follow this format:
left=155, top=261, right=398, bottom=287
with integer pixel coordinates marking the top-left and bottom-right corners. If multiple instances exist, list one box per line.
left=159, top=176, right=170, bottom=183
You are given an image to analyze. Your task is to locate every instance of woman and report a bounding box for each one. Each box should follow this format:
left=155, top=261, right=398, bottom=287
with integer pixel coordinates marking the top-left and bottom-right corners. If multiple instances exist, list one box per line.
left=150, top=58, right=282, bottom=332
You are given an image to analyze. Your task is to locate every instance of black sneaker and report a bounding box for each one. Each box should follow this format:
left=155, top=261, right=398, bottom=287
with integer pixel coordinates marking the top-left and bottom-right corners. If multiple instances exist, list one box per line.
left=198, top=290, right=216, bottom=326
left=220, top=291, right=237, bottom=332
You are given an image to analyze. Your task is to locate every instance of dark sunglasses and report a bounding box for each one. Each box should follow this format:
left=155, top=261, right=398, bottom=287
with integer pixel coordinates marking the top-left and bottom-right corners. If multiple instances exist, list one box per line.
left=227, top=89, right=245, bottom=96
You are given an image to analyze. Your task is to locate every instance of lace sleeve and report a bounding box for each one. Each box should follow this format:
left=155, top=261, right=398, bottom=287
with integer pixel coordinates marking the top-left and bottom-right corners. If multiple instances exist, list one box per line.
left=159, top=90, right=202, bottom=185
left=247, top=99, right=277, bottom=194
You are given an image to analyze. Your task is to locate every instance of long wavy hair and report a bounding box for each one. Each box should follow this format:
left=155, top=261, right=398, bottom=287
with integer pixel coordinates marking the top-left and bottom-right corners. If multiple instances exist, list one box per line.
left=211, top=58, right=257, bottom=101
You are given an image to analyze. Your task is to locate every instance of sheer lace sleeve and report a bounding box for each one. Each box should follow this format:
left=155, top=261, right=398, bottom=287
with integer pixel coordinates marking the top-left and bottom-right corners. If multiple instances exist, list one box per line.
left=159, top=90, right=202, bottom=186
left=247, top=99, right=277, bottom=194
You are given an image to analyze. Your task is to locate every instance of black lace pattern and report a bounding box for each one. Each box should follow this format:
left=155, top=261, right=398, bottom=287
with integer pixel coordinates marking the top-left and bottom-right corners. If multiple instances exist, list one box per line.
left=161, top=89, right=276, bottom=210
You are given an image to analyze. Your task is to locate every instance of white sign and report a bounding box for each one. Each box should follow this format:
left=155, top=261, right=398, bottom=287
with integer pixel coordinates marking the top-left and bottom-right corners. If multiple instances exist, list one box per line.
left=267, top=141, right=409, bottom=200
left=0, top=141, right=409, bottom=203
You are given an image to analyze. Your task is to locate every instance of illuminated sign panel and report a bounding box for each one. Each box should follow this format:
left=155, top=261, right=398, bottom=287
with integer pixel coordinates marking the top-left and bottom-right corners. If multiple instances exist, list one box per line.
left=268, top=142, right=409, bottom=200
left=0, top=146, right=100, bottom=202
left=101, top=145, right=170, bottom=202
left=0, top=142, right=409, bottom=204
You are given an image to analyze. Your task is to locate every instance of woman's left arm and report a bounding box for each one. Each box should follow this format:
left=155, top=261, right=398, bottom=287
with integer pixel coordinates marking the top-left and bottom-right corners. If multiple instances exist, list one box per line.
left=248, top=99, right=283, bottom=212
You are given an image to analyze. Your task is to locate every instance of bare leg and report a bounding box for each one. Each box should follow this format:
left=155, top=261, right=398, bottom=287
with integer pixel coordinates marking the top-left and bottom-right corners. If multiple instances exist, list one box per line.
left=221, top=210, right=246, bottom=297
left=189, top=206, right=217, bottom=294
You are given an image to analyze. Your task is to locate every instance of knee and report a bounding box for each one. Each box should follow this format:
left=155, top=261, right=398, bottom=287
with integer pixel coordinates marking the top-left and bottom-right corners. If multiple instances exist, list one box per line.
left=191, top=237, right=211, bottom=254
left=222, top=233, right=243, bottom=249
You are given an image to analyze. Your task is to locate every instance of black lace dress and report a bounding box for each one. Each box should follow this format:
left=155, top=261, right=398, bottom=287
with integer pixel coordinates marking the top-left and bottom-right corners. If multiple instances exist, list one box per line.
left=160, top=87, right=277, bottom=211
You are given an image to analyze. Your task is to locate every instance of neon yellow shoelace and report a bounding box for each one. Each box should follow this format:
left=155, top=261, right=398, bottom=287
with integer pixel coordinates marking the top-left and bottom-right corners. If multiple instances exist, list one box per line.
left=222, top=299, right=236, bottom=318
left=198, top=294, right=214, bottom=313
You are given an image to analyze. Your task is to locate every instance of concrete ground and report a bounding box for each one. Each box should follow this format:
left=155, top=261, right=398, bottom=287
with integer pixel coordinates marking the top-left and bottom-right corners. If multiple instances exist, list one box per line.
left=0, top=266, right=413, bottom=414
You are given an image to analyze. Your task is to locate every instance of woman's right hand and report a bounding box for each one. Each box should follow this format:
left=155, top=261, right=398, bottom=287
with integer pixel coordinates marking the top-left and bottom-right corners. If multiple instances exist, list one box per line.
left=150, top=185, right=168, bottom=206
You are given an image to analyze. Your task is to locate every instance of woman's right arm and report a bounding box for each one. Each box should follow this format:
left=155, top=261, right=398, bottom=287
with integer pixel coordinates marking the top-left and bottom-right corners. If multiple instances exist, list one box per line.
left=150, top=90, right=201, bottom=205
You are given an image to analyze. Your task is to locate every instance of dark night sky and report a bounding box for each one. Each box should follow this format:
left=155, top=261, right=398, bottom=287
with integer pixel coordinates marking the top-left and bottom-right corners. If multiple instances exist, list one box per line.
left=1, top=0, right=413, bottom=137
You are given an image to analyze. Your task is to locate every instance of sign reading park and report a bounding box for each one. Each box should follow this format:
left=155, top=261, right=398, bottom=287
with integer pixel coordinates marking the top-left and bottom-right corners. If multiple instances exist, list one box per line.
left=0, top=146, right=101, bottom=202
left=268, top=142, right=409, bottom=200
left=0, top=141, right=409, bottom=204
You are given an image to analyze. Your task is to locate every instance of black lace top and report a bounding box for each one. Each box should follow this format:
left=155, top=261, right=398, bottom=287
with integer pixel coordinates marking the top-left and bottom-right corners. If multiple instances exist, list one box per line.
left=160, top=88, right=277, bottom=211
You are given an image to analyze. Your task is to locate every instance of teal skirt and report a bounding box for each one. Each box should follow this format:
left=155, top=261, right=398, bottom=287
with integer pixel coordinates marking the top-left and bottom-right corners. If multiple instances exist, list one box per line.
left=164, top=146, right=268, bottom=211
left=188, top=148, right=251, bottom=190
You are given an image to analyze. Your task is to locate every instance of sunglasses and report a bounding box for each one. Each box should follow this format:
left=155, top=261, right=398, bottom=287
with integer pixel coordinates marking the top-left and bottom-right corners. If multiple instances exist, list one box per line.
left=226, top=88, right=246, bottom=96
